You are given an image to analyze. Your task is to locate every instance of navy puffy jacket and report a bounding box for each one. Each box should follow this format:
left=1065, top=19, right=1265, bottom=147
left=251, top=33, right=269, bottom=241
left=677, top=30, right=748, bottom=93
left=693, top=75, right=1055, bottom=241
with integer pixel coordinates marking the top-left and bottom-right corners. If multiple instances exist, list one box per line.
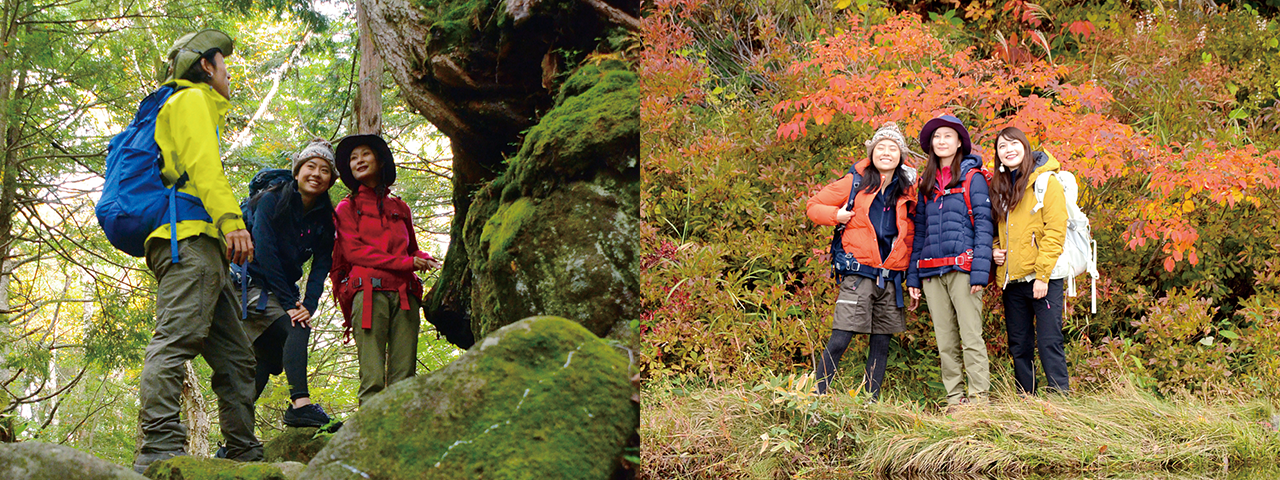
left=906, top=154, right=994, bottom=288
left=245, top=180, right=335, bottom=315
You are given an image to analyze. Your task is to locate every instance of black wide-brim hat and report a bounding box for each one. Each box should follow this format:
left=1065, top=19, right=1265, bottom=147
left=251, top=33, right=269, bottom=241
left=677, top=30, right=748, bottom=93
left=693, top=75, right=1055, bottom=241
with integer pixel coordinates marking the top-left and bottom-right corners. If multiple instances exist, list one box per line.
left=918, top=114, right=972, bottom=157
left=334, top=134, right=396, bottom=191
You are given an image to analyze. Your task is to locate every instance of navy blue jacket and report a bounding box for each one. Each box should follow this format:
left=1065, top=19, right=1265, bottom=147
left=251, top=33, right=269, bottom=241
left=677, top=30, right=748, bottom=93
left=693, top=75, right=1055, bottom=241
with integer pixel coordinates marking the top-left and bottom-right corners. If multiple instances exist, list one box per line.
left=245, top=180, right=335, bottom=315
left=906, top=154, right=994, bottom=288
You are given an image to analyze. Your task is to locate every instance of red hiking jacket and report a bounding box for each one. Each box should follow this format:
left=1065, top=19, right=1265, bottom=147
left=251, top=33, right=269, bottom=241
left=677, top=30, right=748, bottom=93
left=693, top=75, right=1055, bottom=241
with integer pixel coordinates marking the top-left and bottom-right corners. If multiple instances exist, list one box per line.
left=329, top=185, right=432, bottom=334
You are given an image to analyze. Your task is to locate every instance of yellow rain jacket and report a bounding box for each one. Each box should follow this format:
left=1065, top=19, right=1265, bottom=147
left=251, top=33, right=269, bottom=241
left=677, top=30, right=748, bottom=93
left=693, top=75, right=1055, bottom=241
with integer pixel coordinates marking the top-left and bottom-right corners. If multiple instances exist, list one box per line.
left=146, top=80, right=246, bottom=248
left=995, top=150, right=1068, bottom=286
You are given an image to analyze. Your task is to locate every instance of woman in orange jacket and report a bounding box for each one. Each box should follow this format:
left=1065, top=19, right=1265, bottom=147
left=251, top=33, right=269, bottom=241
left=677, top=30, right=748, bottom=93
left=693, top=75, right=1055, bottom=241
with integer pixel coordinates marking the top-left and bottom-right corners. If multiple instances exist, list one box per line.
left=805, top=122, right=918, bottom=399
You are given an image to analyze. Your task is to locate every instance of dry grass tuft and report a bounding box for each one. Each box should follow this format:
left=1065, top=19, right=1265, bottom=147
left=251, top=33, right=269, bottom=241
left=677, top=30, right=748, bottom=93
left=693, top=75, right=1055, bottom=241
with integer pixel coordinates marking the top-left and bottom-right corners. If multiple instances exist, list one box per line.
left=642, top=377, right=1280, bottom=479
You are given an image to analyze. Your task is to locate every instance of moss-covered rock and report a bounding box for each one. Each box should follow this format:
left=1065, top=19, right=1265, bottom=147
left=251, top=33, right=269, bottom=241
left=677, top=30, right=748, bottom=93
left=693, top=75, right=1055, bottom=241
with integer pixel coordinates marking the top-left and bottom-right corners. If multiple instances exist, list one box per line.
left=145, top=456, right=288, bottom=479
left=300, top=317, right=638, bottom=480
left=263, top=427, right=330, bottom=464
left=0, top=442, right=144, bottom=480
left=463, top=61, right=639, bottom=341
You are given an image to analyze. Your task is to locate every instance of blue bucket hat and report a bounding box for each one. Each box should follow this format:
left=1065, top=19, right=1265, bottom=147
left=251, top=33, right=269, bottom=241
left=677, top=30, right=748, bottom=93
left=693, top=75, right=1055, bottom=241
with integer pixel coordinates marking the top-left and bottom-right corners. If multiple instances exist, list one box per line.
left=918, top=114, right=972, bottom=157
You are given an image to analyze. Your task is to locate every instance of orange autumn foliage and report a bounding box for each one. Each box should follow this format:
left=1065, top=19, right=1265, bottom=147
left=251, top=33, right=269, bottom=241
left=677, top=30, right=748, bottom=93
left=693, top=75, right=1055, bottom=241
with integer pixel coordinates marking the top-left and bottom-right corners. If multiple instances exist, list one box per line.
left=773, top=12, right=1280, bottom=273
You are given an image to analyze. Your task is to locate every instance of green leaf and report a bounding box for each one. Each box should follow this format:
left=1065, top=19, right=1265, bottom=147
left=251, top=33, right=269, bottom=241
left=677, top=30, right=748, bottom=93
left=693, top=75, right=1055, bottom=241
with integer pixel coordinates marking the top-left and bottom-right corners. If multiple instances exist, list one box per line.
left=1220, top=330, right=1239, bottom=340
left=926, top=381, right=945, bottom=391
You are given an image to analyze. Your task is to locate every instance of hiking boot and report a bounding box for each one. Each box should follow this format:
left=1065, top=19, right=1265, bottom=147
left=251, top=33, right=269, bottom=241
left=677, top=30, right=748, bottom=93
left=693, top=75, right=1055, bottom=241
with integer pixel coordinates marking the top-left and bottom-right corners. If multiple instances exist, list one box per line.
left=284, top=403, right=332, bottom=428
left=133, top=450, right=186, bottom=474
left=215, top=444, right=228, bottom=459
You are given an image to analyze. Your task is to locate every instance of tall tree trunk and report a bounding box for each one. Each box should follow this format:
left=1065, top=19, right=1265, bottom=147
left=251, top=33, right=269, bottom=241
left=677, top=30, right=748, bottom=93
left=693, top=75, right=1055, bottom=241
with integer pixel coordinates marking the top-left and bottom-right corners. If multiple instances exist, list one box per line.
left=355, top=1, right=383, bottom=135
left=181, top=362, right=210, bottom=457
left=0, top=0, right=24, bottom=387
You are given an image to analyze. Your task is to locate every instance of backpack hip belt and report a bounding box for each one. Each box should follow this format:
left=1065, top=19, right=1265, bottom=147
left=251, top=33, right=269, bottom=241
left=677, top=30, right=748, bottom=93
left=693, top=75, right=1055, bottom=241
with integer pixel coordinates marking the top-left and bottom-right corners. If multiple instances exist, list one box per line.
left=917, top=249, right=973, bottom=270
left=347, top=266, right=415, bottom=330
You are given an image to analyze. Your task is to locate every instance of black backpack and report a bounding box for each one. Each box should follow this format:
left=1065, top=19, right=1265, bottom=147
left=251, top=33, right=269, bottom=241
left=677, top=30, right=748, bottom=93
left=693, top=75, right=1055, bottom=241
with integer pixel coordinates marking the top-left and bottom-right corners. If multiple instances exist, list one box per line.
left=240, top=168, right=295, bottom=235
left=232, top=168, right=293, bottom=317
left=830, top=166, right=864, bottom=281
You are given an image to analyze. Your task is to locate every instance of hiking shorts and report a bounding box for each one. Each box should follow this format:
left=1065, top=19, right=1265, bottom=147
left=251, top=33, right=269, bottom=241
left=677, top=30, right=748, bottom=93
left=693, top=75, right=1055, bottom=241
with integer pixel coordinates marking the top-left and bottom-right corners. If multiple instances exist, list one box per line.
left=832, top=276, right=905, bottom=334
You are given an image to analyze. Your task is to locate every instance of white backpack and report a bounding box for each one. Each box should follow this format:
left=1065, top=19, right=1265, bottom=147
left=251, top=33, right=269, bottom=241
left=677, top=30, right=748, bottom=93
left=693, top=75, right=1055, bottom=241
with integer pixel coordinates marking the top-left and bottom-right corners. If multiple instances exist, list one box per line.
left=1032, top=170, right=1100, bottom=313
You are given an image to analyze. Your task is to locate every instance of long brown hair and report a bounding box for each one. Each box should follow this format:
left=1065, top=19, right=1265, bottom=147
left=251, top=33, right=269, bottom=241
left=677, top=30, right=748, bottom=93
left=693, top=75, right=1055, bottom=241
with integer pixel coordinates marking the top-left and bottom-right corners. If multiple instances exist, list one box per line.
left=988, top=127, right=1033, bottom=223
left=919, top=144, right=963, bottom=199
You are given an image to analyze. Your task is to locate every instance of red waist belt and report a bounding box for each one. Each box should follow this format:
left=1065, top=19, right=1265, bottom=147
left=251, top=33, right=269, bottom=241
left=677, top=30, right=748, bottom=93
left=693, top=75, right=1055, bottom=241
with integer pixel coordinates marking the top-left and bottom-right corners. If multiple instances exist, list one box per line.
left=348, top=267, right=415, bottom=330
left=917, top=249, right=974, bottom=270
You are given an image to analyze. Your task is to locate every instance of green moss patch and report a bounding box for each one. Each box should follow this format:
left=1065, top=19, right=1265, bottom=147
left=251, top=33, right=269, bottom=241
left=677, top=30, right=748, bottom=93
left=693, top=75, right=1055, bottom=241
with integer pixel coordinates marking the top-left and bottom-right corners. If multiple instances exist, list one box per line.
left=301, top=317, right=638, bottom=480
left=262, top=427, right=329, bottom=465
left=507, top=61, right=639, bottom=199
left=145, top=456, right=286, bottom=480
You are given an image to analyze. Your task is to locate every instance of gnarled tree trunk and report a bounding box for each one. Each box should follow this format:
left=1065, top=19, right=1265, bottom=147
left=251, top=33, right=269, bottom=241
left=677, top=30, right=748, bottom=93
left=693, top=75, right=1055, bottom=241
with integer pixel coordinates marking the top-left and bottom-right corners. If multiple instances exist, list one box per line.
left=360, top=0, right=639, bottom=347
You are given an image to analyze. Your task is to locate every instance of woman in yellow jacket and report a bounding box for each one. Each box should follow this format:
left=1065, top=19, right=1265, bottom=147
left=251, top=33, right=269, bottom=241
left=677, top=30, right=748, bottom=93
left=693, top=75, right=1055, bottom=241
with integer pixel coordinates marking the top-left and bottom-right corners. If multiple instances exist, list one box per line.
left=989, top=127, right=1070, bottom=395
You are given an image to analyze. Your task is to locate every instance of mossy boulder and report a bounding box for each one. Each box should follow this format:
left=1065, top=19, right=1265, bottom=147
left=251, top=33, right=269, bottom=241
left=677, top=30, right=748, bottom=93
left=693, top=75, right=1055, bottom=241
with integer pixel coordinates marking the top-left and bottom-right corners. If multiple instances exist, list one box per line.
left=263, top=427, right=331, bottom=464
left=301, top=316, right=639, bottom=480
left=463, top=62, right=639, bottom=342
left=0, top=441, right=145, bottom=480
left=144, top=456, right=289, bottom=479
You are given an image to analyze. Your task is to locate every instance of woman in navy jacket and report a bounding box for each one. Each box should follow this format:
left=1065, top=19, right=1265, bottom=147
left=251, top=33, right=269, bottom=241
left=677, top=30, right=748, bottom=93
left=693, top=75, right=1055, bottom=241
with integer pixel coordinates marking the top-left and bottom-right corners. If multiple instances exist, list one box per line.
left=905, top=115, right=995, bottom=407
left=241, top=138, right=336, bottom=428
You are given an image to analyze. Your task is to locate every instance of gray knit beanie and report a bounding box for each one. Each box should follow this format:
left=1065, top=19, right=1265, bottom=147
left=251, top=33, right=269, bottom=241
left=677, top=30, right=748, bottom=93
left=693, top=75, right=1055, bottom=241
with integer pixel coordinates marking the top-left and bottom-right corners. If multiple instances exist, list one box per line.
left=864, top=121, right=909, bottom=159
left=292, top=137, right=336, bottom=179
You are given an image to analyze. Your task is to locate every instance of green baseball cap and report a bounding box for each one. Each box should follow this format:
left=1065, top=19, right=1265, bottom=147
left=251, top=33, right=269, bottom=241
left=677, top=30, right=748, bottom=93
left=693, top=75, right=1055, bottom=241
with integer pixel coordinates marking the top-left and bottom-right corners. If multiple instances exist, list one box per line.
left=164, top=29, right=234, bottom=83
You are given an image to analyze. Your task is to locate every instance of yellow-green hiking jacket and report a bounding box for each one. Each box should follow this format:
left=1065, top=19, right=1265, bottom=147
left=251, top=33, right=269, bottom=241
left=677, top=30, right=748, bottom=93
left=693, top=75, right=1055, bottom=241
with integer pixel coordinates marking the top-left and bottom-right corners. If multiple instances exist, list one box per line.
left=995, top=150, right=1068, bottom=286
left=146, top=80, right=245, bottom=249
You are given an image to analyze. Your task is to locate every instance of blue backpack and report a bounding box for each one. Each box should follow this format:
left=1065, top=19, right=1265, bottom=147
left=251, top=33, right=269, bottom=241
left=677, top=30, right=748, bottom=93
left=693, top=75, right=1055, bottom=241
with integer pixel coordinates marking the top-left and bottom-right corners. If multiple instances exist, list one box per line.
left=96, top=85, right=212, bottom=263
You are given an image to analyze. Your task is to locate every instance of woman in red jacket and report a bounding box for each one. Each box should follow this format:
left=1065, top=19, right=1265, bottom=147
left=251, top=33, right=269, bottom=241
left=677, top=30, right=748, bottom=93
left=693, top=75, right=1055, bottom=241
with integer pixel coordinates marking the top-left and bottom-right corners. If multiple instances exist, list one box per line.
left=805, top=122, right=918, bottom=400
left=330, top=134, right=440, bottom=405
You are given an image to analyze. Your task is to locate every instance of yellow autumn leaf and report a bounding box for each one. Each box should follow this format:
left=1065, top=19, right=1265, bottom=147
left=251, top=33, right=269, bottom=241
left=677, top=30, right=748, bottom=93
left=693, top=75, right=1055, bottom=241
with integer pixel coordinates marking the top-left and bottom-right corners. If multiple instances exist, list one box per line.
left=1182, top=200, right=1195, bottom=213
left=835, top=0, right=852, bottom=10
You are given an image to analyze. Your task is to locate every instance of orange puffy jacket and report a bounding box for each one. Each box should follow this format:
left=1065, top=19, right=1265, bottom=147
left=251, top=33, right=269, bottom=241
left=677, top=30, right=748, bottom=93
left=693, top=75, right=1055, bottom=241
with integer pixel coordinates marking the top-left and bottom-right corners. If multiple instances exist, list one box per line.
left=806, top=158, right=917, bottom=272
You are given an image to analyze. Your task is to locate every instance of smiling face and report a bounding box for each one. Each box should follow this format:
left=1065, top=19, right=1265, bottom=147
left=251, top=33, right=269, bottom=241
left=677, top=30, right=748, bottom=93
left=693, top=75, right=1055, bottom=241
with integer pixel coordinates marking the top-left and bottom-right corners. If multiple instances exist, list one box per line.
left=931, top=126, right=961, bottom=163
left=870, top=139, right=902, bottom=175
left=295, top=158, right=333, bottom=200
left=996, top=134, right=1027, bottom=170
left=349, top=145, right=381, bottom=189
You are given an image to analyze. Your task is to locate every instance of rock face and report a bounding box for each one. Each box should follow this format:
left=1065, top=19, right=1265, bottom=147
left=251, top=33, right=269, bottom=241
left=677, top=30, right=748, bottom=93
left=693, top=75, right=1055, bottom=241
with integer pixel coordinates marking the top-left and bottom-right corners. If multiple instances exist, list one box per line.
left=145, top=456, right=288, bottom=479
left=301, top=316, right=639, bottom=480
left=360, top=0, right=639, bottom=348
left=263, top=427, right=331, bottom=464
left=464, top=61, right=639, bottom=341
left=0, top=441, right=145, bottom=480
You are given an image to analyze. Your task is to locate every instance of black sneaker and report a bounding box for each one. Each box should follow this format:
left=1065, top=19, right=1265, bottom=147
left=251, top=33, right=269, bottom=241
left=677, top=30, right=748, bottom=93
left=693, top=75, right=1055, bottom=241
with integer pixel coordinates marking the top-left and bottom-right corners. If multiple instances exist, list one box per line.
left=284, top=403, right=332, bottom=428
left=214, top=444, right=227, bottom=458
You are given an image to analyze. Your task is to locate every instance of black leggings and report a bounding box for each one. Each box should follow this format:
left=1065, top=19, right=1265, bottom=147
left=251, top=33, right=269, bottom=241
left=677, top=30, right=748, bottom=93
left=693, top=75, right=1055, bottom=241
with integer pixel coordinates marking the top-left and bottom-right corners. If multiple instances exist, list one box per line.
left=253, top=314, right=311, bottom=401
left=815, top=330, right=892, bottom=399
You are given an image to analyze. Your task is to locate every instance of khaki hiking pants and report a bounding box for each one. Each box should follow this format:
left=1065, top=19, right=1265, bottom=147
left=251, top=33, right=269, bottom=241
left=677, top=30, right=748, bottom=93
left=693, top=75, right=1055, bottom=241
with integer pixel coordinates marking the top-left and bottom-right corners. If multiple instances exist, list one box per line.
left=352, top=290, right=421, bottom=405
left=921, top=271, right=990, bottom=405
left=140, top=235, right=262, bottom=460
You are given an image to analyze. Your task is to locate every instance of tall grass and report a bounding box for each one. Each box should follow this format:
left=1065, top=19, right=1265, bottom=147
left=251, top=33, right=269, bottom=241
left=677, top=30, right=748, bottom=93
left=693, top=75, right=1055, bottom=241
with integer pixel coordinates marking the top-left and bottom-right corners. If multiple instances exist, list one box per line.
left=641, top=377, right=1280, bottom=479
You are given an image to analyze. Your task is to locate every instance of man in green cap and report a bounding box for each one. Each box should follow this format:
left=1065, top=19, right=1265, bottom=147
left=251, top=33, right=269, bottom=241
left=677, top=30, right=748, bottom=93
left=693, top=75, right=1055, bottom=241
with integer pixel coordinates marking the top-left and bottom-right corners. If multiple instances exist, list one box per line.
left=133, top=29, right=262, bottom=473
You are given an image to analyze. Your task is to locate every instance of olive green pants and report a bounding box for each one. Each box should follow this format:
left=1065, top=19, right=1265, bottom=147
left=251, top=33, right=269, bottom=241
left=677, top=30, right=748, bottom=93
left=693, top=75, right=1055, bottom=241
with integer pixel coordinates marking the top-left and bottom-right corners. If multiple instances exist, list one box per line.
left=139, top=235, right=262, bottom=460
left=352, top=290, right=421, bottom=405
left=921, top=271, right=990, bottom=405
